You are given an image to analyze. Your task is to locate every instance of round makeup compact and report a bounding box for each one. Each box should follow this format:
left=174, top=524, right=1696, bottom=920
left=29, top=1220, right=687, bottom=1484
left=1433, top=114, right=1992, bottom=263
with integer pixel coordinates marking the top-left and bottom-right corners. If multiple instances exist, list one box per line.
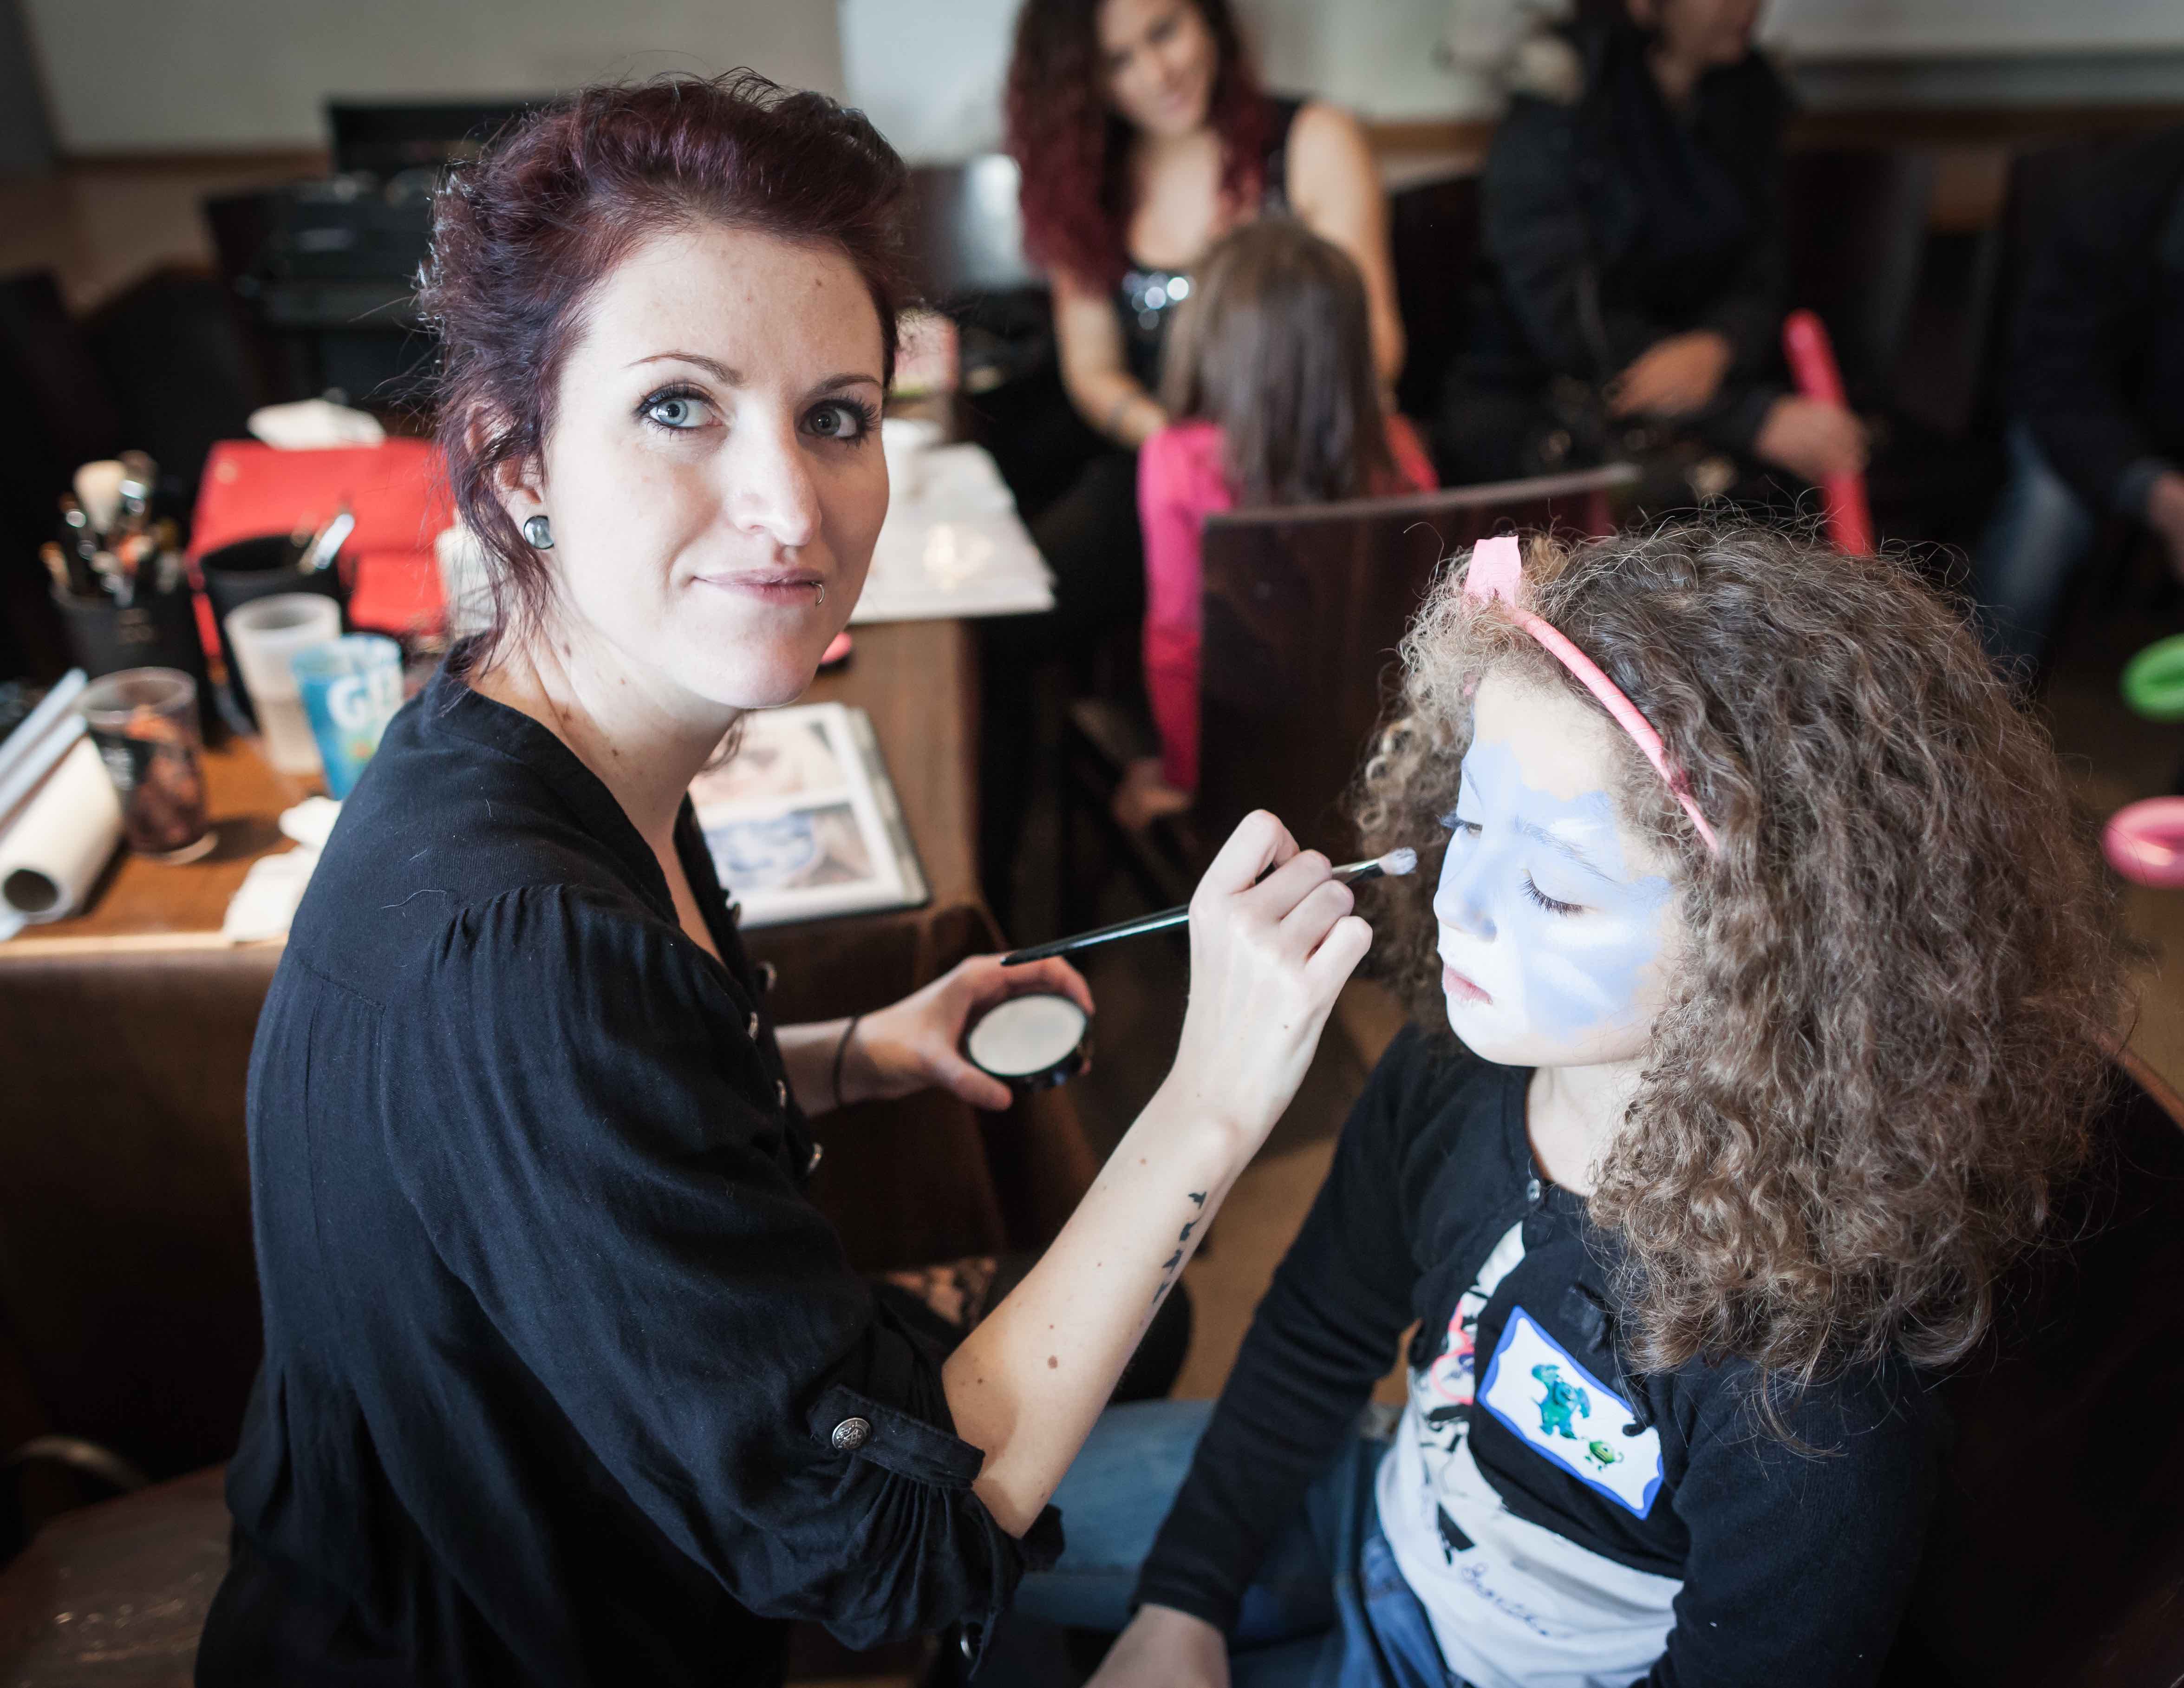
left=965, top=993, right=1090, bottom=1092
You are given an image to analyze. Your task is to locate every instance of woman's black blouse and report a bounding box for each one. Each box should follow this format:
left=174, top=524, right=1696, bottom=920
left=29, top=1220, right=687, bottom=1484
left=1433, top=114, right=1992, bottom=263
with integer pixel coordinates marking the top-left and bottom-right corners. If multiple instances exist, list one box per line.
left=197, top=661, right=1053, bottom=1687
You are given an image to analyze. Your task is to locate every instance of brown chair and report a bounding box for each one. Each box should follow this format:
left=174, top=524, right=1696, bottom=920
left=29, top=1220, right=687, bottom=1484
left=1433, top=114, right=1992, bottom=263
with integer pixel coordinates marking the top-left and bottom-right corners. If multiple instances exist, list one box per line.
left=1193, top=468, right=1633, bottom=861
left=1059, top=466, right=1635, bottom=925
left=1877, top=1046, right=2184, bottom=1687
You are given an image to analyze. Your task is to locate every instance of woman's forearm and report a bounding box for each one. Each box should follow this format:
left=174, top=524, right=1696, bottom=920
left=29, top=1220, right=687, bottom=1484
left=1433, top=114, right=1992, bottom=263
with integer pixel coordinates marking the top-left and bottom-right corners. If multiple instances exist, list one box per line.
left=943, top=1079, right=1245, bottom=1536
left=1069, top=365, right=1167, bottom=447
left=776, top=1019, right=854, bottom=1116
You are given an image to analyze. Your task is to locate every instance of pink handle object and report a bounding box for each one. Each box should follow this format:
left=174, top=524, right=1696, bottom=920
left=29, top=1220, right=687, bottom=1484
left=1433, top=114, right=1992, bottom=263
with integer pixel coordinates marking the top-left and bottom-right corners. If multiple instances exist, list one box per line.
left=2104, top=798, right=2184, bottom=889
left=1782, top=309, right=1875, bottom=556
left=1464, top=537, right=1721, bottom=854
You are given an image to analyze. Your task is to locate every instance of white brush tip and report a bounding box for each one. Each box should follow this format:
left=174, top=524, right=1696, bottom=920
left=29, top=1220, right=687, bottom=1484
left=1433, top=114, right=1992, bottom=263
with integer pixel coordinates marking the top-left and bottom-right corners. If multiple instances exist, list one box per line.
left=1380, top=846, right=1418, bottom=877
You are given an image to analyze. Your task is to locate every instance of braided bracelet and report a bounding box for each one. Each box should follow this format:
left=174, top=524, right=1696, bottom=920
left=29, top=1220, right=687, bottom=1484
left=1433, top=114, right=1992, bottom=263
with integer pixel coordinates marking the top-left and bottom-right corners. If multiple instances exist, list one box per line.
left=830, top=1015, right=862, bottom=1112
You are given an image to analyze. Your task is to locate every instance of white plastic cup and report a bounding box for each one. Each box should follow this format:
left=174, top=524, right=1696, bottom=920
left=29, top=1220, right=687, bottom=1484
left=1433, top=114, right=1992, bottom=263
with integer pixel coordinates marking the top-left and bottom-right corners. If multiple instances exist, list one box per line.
left=881, top=416, right=942, bottom=504
left=225, top=593, right=342, bottom=776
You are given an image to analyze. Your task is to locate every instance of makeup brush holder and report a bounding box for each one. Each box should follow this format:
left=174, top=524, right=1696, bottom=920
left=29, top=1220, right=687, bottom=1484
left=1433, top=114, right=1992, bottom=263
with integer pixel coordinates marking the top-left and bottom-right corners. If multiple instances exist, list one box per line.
left=52, top=572, right=216, bottom=729
left=200, top=535, right=348, bottom=726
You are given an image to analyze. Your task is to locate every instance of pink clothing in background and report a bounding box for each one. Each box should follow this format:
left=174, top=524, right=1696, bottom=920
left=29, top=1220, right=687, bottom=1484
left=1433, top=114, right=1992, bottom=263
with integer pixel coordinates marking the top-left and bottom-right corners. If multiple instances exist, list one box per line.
left=1139, top=416, right=1438, bottom=791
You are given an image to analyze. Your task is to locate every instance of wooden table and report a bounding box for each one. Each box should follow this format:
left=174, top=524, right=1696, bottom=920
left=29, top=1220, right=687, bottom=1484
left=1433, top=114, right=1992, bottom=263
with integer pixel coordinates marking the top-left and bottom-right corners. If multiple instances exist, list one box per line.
left=0, top=620, right=1094, bottom=1479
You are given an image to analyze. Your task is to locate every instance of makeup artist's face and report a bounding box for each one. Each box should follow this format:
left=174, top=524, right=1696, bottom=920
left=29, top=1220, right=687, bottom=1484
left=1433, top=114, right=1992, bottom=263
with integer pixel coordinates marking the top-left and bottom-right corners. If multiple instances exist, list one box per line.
left=1098, top=0, right=1219, bottom=140
left=1434, top=669, right=1685, bottom=1069
left=514, top=222, right=887, bottom=710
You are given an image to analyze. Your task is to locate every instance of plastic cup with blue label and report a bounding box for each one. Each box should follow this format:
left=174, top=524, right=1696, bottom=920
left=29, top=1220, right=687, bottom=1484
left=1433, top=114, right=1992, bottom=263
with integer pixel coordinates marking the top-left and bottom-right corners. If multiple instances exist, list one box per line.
left=291, top=635, right=404, bottom=799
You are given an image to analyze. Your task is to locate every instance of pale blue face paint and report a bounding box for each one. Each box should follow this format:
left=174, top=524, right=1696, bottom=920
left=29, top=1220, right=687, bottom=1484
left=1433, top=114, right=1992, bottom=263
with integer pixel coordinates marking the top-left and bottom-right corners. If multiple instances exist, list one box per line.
left=1434, top=735, right=1676, bottom=1063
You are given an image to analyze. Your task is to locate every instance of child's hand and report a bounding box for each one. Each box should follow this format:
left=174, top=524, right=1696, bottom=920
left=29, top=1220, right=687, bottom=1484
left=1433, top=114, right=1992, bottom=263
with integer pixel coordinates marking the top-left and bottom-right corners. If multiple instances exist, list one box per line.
left=1161, top=811, right=1371, bottom=1151
left=1085, top=1605, right=1229, bottom=1688
left=1113, top=756, right=1192, bottom=831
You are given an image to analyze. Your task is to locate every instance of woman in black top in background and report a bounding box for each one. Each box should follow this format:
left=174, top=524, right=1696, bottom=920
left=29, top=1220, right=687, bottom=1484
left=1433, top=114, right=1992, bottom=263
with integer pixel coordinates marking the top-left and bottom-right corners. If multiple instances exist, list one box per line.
left=983, top=0, right=1402, bottom=929
left=196, top=73, right=1373, bottom=1687
left=1437, top=0, right=1865, bottom=501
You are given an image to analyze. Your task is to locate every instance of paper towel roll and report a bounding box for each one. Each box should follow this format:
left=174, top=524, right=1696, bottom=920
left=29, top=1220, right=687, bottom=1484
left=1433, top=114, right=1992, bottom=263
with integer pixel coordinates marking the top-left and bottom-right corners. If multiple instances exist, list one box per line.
left=0, top=736, right=124, bottom=921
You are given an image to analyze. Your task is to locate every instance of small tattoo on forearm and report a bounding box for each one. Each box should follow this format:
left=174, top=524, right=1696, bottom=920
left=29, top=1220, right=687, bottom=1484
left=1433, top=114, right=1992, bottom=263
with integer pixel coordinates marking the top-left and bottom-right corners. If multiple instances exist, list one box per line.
left=1188, top=1191, right=1207, bottom=1207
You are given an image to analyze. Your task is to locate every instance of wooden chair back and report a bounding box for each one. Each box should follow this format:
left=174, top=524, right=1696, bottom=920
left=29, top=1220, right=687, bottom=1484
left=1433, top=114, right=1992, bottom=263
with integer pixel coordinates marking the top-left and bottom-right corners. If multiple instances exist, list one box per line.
left=1879, top=1047, right=2184, bottom=1687
left=1193, top=465, right=1636, bottom=860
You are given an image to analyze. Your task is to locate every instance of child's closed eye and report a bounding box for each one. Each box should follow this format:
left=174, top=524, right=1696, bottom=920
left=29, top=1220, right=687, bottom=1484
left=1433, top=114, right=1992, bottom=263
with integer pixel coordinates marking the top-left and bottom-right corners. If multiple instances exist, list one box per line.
left=1521, top=876, right=1584, bottom=916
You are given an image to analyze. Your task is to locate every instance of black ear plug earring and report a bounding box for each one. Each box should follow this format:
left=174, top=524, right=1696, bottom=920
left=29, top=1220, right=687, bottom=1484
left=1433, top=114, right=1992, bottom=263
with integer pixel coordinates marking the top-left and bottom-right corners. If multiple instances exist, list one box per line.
left=522, top=514, right=554, bottom=550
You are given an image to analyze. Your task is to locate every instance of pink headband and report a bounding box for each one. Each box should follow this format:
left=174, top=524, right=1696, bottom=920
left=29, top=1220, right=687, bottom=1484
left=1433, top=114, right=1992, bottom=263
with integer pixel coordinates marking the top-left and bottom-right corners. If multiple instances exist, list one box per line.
left=1463, top=536, right=1721, bottom=854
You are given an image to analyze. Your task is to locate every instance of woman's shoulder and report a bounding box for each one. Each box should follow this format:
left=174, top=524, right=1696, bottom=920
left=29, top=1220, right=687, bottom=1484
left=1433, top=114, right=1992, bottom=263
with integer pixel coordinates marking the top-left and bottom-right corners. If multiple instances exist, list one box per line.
left=285, top=697, right=687, bottom=1011
left=1282, top=99, right=1377, bottom=200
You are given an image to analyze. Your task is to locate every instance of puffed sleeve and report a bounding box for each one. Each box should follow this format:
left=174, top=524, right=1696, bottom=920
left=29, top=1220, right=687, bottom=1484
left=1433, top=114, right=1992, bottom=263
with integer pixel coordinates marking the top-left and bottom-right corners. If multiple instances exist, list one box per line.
left=377, top=883, right=1055, bottom=1658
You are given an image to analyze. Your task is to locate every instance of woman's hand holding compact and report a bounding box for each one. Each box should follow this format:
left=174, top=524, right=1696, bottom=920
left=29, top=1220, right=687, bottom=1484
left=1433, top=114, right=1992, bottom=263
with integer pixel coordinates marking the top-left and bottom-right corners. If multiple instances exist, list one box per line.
left=1160, top=810, right=1374, bottom=1152
left=841, top=954, right=1094, bottom=1113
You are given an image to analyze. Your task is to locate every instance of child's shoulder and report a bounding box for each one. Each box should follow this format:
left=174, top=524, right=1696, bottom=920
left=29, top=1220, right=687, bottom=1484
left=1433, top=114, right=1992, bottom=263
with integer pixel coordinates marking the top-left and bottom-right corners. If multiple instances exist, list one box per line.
left=1356, top=1024, right=1520, bottom=1166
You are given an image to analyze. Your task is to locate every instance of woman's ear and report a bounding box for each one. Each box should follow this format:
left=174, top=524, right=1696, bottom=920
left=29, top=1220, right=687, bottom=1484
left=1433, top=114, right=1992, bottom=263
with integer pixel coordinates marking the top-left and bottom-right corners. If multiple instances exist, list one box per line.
left=464, top=404, right=547, bottom=529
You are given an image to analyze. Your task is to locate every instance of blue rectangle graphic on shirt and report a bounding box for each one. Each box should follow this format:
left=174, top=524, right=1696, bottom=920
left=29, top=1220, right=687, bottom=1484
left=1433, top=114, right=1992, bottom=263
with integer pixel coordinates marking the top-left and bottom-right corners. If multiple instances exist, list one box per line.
left=1477, top=1306, right=1663, bottom=1518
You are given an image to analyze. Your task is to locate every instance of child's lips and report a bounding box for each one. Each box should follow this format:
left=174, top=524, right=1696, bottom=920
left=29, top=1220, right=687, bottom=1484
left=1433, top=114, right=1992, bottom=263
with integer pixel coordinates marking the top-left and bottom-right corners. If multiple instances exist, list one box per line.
left=1442, top=963, right=1492, bottom=1005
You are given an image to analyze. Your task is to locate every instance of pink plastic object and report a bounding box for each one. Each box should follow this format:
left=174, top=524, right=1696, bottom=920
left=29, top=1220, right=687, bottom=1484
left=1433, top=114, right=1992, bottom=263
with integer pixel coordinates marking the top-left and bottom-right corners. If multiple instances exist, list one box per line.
left=819, top=630, right=854, bottom=667
left=1782, top=309, right=1875, bottom=556
left=2104, top=798, right=2184, bottom=888
left=1463, top=536, right=1720, bottom=853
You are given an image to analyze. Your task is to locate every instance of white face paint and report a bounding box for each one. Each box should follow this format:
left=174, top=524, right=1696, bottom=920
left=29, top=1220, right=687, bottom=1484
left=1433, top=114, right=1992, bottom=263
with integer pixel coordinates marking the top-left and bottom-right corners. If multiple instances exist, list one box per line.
left=1434, top=670, right=1684, bottom=1070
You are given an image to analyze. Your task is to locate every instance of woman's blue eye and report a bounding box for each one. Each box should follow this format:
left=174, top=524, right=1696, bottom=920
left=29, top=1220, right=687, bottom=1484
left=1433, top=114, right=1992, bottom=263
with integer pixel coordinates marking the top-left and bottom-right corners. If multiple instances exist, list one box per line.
left=1439, top=810, right=1481, bottom=837
left=1521, top=876, right=1583, bottom=916
left=643, top=392, right=705, bottom=430
left=806, top=400, right=875, bottom=442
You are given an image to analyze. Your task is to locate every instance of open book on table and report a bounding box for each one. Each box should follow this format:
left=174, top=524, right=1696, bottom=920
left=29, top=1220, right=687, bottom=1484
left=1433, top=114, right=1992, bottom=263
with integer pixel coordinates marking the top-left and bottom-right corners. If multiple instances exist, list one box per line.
left=690, top=703, right=929, bottom=929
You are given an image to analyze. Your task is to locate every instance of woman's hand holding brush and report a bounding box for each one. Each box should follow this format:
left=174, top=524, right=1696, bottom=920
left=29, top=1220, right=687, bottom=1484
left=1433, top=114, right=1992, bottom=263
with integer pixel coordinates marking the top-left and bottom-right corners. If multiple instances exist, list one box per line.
left=1160, top=810, right=1375, bottom=1152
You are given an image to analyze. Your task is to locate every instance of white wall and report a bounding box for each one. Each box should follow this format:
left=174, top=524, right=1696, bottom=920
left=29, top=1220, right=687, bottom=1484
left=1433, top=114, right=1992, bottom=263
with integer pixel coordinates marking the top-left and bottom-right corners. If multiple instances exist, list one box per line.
left=1761, top=0, right=2184, bottom=58
left=22, top=0, right=845, bottom=155
left=27, top=0, right=2184, bottom=159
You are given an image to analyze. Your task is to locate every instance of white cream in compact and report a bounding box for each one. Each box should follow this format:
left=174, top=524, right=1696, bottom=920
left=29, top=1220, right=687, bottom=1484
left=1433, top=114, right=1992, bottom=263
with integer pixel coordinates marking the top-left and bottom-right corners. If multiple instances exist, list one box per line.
left=965, top=993, right=1089, bottom=1089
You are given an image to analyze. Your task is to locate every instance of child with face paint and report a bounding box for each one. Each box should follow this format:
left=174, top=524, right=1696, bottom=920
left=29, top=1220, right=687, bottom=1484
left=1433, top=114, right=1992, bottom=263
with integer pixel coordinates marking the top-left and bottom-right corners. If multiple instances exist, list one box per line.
left=1004, top=524, right=2123, bottom=1688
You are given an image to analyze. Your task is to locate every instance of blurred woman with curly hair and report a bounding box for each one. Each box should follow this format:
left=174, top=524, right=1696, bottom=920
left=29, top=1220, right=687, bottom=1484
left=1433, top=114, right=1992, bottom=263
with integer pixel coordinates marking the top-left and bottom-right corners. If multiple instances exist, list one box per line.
left=1007, top=523, right=2124, bottom=1687
left=980, top=0, right=1402, bottom=924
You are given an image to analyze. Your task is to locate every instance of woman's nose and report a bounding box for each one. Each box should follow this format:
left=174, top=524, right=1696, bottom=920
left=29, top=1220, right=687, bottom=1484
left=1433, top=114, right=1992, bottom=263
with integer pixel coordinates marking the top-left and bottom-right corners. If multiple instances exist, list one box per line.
left=1434, top=856, right=1497, bottom=942
left=726, top=413, right=820, bottom=550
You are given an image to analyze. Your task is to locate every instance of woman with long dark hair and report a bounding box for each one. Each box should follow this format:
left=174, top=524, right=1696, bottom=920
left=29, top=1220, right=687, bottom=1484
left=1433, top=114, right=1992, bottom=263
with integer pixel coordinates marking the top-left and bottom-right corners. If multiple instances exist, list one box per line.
left=981, top=0, right=1403, bottom=926
left=195, top=73, right=1372, bottom=1686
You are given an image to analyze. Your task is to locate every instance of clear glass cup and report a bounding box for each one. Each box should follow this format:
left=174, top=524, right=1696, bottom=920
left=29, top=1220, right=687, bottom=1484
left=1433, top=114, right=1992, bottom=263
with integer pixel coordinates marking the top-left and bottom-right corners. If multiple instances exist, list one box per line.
left=79, top=667, right=215, bottom=862
left=291, top=635, right=404, bottom=800
left=225, top=594, right=341, bottom=777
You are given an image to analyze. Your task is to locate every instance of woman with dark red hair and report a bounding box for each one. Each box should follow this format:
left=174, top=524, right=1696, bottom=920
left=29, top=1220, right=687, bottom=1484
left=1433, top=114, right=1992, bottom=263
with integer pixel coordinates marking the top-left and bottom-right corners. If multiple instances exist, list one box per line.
left=195, top=72, right=1371, bottom=1687
left=980, top=0, right=1403, bottom=924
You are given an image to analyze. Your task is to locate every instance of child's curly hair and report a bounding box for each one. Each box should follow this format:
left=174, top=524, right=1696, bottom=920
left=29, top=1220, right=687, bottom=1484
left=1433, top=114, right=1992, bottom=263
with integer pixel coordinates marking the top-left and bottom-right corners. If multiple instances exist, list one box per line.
left=1353, top=523, right=2126, bottom=1409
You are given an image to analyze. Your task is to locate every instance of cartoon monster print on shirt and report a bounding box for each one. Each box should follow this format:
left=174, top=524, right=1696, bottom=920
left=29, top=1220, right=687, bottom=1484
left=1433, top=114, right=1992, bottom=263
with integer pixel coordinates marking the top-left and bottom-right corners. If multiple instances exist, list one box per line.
left=1531, top=1363, right=1590, bottom=1439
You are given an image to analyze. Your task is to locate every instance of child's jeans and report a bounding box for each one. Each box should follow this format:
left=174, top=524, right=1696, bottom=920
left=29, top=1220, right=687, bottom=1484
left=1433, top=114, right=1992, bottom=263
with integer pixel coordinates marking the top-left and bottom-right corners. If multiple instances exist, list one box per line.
left=1006, top=1400, right=1467, bottom=1688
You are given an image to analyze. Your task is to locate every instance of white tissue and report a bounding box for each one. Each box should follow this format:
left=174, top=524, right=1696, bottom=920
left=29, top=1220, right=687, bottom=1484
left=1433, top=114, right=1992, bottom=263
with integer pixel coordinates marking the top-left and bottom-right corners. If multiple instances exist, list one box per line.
left=219, top=798, right=339, bottom=943
left=0, top=736, right=123, bottom=928
left=246, top=399, right=387, bottom=451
